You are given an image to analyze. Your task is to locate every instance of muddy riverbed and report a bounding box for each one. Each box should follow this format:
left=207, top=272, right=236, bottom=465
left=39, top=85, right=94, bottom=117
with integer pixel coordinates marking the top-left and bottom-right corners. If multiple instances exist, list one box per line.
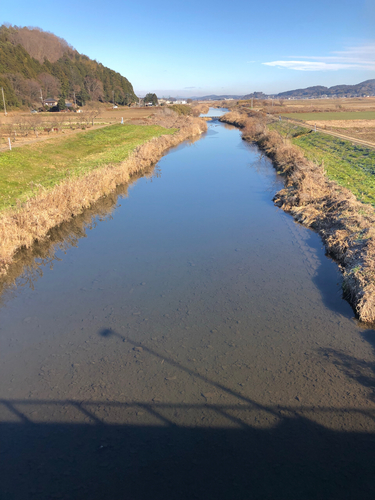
left=1, top=111, right=375, bottom=499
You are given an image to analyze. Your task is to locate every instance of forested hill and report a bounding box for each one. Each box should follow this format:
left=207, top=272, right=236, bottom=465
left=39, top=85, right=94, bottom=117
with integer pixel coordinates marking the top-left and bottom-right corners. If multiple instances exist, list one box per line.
left=0, top=25, right=137, bottom=108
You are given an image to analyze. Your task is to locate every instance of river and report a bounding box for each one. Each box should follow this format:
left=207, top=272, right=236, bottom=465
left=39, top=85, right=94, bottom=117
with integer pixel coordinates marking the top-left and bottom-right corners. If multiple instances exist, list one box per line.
left=1, top=109, right=375, bottom=499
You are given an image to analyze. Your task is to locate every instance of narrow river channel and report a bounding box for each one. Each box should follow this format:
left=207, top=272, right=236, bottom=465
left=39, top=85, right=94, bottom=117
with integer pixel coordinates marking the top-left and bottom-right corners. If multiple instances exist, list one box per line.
left=1, top=110, right=375, bottom=499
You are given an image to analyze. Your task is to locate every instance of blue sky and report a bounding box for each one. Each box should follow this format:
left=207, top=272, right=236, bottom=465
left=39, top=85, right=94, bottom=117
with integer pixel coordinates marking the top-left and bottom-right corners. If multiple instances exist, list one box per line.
left=2, top=0, right=374, bottom=97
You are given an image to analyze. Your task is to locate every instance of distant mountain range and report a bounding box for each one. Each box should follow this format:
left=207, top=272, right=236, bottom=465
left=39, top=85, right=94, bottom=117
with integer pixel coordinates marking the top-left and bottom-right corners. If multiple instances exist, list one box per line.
left=192, top=79, right=375, bottom=101
left=190, top=94, right=243, bottom=101
left=275, top=79, right=375, bottom=99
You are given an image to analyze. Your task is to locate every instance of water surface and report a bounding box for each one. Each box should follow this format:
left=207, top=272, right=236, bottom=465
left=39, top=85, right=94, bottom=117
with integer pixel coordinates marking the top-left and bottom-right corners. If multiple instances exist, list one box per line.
left=1, top=113, right=375, bottom=499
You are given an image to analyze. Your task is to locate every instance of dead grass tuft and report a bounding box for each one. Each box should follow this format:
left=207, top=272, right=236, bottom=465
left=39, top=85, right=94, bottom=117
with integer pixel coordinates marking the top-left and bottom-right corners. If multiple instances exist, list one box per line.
left=219, top=112, right=248, bottom=129
left=191, top=104, right=210, bottom=116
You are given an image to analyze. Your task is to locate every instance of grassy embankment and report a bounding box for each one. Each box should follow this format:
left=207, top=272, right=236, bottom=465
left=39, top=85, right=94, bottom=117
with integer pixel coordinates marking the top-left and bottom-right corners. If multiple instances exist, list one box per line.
left=0, top=116, right=207, bottom=274
left=269, top=121, right=375, bottom=206
left=220, top=110, right=375, bottom=323
left=0, top=123, right=174, bottom=211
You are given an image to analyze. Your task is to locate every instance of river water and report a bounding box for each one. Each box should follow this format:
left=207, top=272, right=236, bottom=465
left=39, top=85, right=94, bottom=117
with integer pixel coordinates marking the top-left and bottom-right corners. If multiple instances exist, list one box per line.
left=1, top=110, right=375, bottom=499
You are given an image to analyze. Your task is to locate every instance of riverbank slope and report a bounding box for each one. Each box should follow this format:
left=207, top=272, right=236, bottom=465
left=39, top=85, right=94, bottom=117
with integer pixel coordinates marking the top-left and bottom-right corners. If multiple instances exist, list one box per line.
left=0, top=112, right=207, bottom=275
left=220, top=110, right=375, bottom=323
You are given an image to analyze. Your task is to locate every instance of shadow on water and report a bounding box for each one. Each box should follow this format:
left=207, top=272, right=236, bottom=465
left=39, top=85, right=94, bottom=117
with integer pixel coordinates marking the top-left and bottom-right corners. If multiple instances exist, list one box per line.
left=362, top=329, right=375, bottom=349
left=0, top=164, right=159, bottom=305
left=242, top=139, right=354, bottom=320
left=307, top=233, right=352, bottom=318
left=319, top=329, right=375, bottom=402
left=2, top=327, right=375, bottom=500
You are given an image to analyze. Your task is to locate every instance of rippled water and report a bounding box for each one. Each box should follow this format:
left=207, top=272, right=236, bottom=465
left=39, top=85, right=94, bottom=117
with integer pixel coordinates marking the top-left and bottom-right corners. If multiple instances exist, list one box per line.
left=1, top=112, right=375, bottom=499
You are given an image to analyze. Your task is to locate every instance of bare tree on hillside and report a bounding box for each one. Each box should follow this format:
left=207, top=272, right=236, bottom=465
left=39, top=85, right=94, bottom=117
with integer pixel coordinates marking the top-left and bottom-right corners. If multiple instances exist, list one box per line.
left=38, top=73, right=61, bottom=98
left=8, top=26, right=74, bottom=63
left=4, top=73, right=42, bottom=106
left=84, top=76, right=104, bottom=102
left=26, top=79, right=41, bottom=104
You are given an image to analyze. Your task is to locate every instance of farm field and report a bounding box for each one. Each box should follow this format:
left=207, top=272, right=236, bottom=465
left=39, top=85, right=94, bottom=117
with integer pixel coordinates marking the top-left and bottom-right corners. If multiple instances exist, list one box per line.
left=277, top=107, right=375, bottom=145
left=282, top=111, right=375, bottom=121
left=0, top=106, right=156, bottom=124
left=0, top=123, right=174, bottom=211
left=234, top=97, right=375, bottom=115
left=0, top=106, right=158, bottom=150
left=89, top=106, right=157, bottom=123
left=270, top=121, right=375, bottom=205
left=277, top=97, right=375, bottom=112
left=232, top=97, right=375, bottom=144
left=305, top=120, right=375, bottom=144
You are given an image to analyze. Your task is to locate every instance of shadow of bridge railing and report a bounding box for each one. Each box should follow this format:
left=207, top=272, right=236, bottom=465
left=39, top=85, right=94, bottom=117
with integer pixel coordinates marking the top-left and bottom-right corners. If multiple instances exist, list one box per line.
left=2, top=397, right=375, bottom=500
left=2, top=327, right=375, bottom=499
left=2, top=397, right=375, bottom=428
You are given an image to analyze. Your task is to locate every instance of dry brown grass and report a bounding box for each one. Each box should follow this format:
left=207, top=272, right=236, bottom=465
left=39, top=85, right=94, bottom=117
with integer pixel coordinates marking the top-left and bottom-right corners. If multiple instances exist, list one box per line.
left=263, top=97, right=375, bottom=114
left=221, top=110, right=375, bottom=323
left=0, top=105, right=155, bottom=124
left=0, top=115, right=207, bottom=276
left=191, top=104, right=210, bottom=115
left=233, top=97, right=375, bottom=121
left=219, top=111, right=248, bottom=128
left=307, top=119, right=375, bottom=129
left=304, top=120, right=375, bottom=145
left=0, top=168, right=157, bottom=302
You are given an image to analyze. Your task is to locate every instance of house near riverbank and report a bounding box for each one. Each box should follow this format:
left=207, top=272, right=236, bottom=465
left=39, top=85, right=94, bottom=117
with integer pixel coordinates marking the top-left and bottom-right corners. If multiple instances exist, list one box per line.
left=43, top=98, right=74, bottom=109
left=43, top=98, right=58, bottom=106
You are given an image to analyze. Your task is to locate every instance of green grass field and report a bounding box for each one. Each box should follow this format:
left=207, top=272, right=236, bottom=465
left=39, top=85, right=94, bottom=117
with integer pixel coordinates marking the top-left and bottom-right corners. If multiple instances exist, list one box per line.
left=282, top=111, right=375, bottom=121
left=0, top=124, right=175, bottom=211
left=270, top=121, right=375, bottom=205
left=269, top=121, right=308, bottom=138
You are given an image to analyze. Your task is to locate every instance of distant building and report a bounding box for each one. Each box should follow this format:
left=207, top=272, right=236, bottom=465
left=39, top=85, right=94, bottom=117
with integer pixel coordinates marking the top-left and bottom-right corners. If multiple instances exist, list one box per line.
left=43, top=98, right=75, bottom=108
left=174, top=100, right=187, bottom=105
left=43, top=98, right=58, bottom=106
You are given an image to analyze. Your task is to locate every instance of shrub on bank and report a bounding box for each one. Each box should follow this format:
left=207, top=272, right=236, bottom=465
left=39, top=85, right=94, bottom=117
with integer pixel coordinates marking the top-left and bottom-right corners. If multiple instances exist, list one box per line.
left=170, top=104, right=192, bottom=116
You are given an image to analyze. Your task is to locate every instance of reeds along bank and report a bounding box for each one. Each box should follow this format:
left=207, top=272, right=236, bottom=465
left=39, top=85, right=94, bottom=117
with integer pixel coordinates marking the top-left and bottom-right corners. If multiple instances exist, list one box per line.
left=220, top=111, right=375, bottom=324
left=0, top=116, right=207, bottom=276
